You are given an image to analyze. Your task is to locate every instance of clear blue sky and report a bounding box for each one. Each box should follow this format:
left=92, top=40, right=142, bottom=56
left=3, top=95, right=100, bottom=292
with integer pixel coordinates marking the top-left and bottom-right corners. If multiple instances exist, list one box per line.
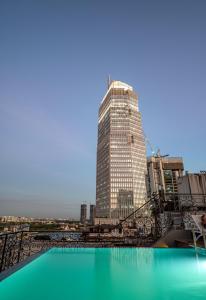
left=0, top=0, right=206, bottom=218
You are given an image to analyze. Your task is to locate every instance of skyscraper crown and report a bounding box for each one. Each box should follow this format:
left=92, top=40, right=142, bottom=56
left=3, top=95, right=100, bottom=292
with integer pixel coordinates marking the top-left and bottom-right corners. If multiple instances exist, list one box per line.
left=108, top=80, right=133, bottom=91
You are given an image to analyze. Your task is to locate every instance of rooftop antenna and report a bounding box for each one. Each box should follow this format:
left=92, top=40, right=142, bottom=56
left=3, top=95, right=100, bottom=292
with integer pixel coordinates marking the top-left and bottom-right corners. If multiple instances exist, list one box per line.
left=107, top=75, right=111, bottom=89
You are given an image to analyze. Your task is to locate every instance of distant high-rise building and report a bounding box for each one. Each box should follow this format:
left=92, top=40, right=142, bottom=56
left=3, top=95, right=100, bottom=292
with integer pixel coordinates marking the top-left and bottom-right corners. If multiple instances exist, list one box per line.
left=146, top=156, right=184, bottom=195
left=96, top=80, right=147, bottom=219
left=80, top=204, right=87, bottom=224
left=89, top=204, right=96, bottom=225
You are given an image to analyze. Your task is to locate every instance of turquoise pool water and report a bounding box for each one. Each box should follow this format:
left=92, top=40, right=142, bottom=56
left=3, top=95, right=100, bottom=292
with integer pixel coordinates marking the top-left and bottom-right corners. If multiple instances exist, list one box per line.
left=0, top=248, right=206, bottom=300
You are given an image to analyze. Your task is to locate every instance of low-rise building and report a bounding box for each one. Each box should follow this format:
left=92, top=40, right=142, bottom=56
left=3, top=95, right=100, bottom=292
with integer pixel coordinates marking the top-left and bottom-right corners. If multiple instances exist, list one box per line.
left=178, top=172, right=206, bottom=208
left=147, top=156, right=184, bottom=195
left=94, top=218, right=119, bottom=226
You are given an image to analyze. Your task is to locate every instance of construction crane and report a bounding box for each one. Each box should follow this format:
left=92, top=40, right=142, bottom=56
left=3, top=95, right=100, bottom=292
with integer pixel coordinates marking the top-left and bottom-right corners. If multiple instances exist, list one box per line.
left=143, top=131, right=169, bottom=158
left=143, top=132, right=169, bottom=197
left=143, top=131, right=155, bottom=156
left=154, top=149, right=169, bottom=159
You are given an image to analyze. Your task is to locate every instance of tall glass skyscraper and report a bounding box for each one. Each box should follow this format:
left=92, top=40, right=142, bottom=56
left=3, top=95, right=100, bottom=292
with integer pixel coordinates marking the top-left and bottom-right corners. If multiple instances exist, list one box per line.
left=96, top=80, right=147, bottom=219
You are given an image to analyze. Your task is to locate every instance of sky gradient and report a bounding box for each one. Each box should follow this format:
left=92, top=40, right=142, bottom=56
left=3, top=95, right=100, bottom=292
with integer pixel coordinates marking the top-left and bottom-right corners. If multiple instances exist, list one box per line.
left=0, top=0, right=206, bottom=218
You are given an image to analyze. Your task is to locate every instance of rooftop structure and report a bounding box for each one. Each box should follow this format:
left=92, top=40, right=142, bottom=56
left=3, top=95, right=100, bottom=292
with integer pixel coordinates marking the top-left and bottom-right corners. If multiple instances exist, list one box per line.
left=178, top=172, right=206, bottom=208
left=147, top=156, right=184, bottom=195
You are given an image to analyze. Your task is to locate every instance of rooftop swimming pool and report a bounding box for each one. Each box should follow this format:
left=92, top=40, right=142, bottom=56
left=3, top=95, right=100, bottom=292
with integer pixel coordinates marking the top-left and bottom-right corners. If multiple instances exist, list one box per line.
left=0, top=248, right=206, bottom=300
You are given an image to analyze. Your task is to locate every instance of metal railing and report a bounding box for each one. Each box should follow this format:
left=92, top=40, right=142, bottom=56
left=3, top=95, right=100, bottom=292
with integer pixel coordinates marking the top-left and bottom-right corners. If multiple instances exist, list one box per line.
left=0, top=230, right=135, bottom=273
left=111, top=192, right=206, bottom=240
left=0, top=231, right=81, bottom=273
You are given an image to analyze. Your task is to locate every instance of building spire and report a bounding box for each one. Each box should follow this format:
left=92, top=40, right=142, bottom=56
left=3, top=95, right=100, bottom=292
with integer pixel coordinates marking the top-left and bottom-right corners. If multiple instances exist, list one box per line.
left=107, top=75, right=111, bottom=89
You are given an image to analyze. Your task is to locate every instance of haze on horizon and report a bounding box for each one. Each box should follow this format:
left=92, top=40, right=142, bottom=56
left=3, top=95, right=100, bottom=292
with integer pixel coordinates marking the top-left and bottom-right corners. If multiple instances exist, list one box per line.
left=0, top=0, right=206, bottom=218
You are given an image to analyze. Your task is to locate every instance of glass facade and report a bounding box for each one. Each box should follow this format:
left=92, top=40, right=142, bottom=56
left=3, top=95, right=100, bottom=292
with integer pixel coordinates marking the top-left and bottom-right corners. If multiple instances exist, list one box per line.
left=96, top=81, right=147, bottom=219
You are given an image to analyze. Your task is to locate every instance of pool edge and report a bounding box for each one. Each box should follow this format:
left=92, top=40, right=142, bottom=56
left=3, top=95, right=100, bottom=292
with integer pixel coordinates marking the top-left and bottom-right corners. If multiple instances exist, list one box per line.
left=0, top=249, right=49, bottom=282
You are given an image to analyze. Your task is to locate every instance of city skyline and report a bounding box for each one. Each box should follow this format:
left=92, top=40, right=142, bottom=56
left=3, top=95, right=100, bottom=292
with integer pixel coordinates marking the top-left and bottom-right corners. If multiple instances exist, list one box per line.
left=0, top=1, right=206, bottom=218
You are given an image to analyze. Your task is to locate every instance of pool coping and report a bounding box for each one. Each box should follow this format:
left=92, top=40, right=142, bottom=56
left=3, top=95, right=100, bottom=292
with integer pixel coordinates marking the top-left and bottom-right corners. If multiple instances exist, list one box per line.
left=0, top=249, right=48, bottom=282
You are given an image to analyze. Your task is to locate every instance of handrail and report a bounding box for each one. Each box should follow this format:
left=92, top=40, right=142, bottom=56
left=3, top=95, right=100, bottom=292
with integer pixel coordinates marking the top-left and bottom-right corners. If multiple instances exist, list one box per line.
left=113, top=193, right=159, bottom=229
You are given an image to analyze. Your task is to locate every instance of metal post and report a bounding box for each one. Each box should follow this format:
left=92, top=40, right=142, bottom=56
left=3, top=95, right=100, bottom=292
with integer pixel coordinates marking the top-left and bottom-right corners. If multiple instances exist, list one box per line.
left=0, top=234, right=8, bottom=272
left=192, top=228, right=197, bottom=249
left=17, top=231, right=24, bottom=263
